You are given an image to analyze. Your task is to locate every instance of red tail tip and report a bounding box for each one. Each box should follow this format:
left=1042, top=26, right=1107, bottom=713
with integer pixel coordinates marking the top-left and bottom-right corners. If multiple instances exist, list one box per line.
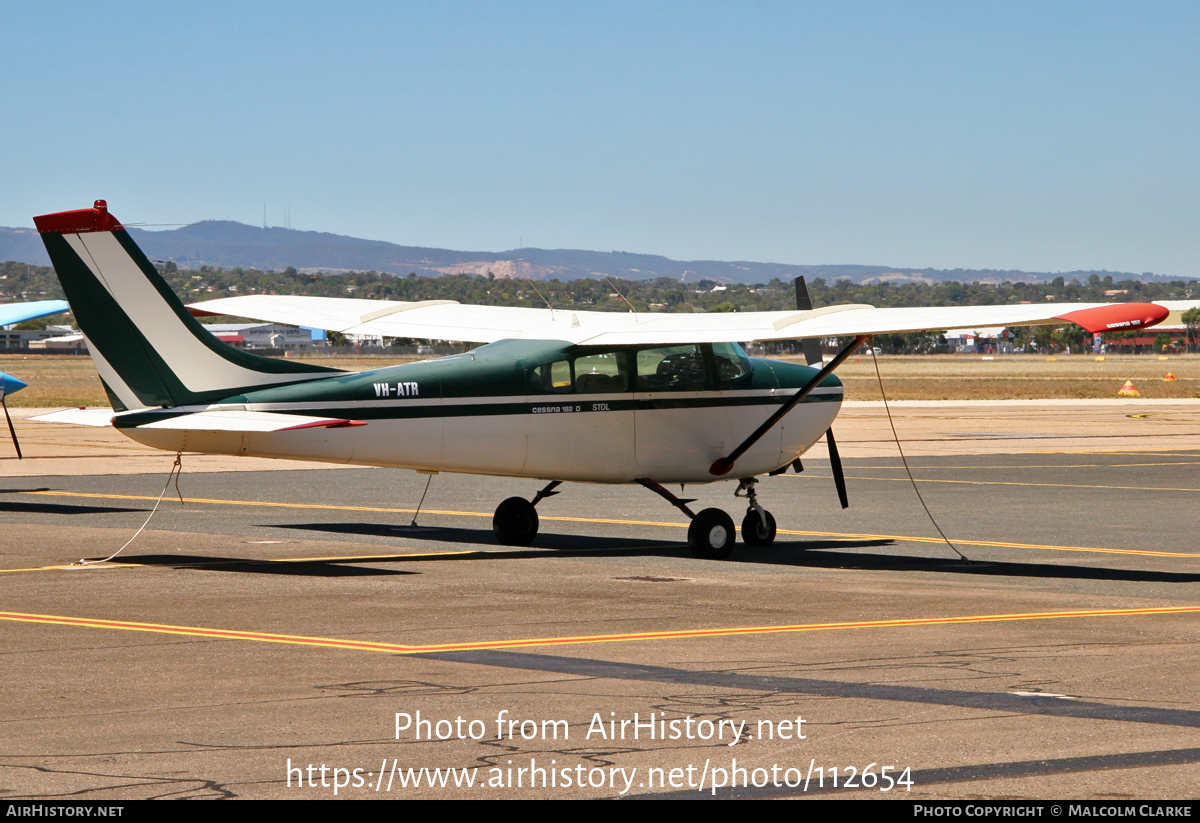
left=33, top=202, right=123, bottom=234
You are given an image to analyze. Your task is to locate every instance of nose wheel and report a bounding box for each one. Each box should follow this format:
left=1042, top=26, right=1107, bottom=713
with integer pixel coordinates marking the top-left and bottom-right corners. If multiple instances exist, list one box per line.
left=741, top=508, right=777, bottom=546
left=637, top=477, right=780, bottom=559
left=736, top=477, right=776, bottom=547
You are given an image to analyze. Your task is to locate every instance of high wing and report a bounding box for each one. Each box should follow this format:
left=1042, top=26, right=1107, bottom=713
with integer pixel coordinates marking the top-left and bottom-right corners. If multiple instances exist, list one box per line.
left=190, top=294, right=1169, bottom=345
left=0, top=299, right=70, bottom=327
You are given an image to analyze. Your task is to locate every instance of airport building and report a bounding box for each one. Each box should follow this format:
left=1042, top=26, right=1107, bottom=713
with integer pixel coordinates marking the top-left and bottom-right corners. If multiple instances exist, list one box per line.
left=943, top=327, right=1015, bottom=354
left=0, top=324, right=86, bottom=352
left=201, top=323, right=325, bottom=350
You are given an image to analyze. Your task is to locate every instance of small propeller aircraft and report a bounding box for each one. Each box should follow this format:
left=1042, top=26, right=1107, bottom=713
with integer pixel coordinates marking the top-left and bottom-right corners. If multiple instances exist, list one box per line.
left=31, top=202, right=1168, bottom=558
left=0, top=298, right=70, bottom=459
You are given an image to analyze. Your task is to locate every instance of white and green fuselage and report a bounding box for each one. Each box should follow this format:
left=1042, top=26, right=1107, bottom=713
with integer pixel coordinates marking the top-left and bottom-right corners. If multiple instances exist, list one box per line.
left=118, top=339, right=842, bottom=483
left=33, top=202, right=841, bottom=485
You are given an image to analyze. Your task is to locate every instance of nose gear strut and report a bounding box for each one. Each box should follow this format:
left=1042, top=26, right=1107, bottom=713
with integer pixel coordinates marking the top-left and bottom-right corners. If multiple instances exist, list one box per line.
left=735, top=477, right=777, bottom=547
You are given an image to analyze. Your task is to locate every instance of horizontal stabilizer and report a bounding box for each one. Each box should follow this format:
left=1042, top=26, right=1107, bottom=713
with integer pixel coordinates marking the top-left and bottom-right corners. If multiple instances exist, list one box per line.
left=116, top=409, right=367, bottom=433
left=31, top=407, right=116, bottom=427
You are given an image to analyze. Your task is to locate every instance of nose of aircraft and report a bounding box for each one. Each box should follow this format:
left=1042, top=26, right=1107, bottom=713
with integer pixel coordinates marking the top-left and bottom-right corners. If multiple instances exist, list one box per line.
left=0, top=373, right=28, bottom=398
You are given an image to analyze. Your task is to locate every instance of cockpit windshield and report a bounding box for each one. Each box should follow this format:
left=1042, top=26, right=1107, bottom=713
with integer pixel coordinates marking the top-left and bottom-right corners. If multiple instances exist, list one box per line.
left=712, top=342, right=753, bottom=387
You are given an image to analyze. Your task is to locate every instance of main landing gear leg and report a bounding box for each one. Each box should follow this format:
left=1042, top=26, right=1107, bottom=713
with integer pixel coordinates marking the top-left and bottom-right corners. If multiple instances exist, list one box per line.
left=735, top=477, right=777, bottom=547
left=636, top=478, right=737, bottom=561
left=493, top=481, right=562, bottom=546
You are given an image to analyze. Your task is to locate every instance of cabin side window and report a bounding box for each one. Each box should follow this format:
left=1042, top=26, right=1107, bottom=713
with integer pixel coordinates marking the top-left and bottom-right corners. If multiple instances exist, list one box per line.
left=573, top=351, right=629, bottom=393
left=635, top=345, right=709, bottom=391
left=528, top=360, right=573, bottom=394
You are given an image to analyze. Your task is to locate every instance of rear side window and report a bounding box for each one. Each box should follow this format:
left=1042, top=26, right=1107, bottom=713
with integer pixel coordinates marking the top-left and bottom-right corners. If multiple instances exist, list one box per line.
left=573, top=351, right=629, bottom=393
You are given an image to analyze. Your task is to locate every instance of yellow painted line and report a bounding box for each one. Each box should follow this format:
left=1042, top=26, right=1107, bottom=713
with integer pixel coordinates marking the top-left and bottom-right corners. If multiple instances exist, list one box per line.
left=0, top=563, right=138, bottom=573
left=0, top=564, right=83, bottom=574
left=1028, top=450, right=1200, bottom=457
left=840, top=475, right=1200, bottom=494
left=1, top=606, right=1196, bottom=655
left=273, top=550, right=479, bottom=563
left=15, top=490, right=1199, bottom=559
left=0, top=553, right=480, bottom=574
left=23, top=489, right=486, bottom=518
left=841, top=461, right=1200, bottom=470
left=774, top=529, right=1200, bottom=558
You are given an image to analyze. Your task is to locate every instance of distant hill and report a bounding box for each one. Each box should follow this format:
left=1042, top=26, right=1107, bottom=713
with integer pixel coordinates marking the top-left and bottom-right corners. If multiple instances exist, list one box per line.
left=0, top=221, right=1183, bottom=286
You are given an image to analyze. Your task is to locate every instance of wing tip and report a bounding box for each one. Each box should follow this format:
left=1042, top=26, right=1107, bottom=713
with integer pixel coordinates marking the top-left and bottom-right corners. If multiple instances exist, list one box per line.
left=1055, top=303, right=1170, bottom=334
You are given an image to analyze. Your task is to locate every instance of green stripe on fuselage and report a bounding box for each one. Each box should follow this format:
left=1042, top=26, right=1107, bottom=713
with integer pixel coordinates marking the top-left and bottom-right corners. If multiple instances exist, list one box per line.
left=114, top=391, right=841, bottom=430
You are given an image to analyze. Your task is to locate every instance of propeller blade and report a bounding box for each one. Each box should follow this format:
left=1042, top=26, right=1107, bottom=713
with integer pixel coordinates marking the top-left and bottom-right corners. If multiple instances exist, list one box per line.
left=794, top=275, right=813, bottom=311
left=798, top=276, right=846, bottom=506
left=2, top=397, right=22, bottom=460
left=825, top=428, right=847, bottom=509
left=795, top=276, right=826, bottom=366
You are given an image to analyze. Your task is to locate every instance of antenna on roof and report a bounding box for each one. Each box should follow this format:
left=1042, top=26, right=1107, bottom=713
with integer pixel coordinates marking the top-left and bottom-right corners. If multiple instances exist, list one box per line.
left=525, top=279, right=555, bottom=318
left=604, top=277, right=638, bottom=321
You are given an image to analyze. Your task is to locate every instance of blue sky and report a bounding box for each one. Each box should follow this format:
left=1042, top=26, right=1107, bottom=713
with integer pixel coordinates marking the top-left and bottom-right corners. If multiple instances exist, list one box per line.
left=3, top=2, right=1197, bottom=276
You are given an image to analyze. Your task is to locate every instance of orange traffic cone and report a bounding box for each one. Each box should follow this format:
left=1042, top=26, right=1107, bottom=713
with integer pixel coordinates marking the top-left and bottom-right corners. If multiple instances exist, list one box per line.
left=1164, top=373, right=1176, bottom=382
left=1118, top=380, right=1139, bottom=397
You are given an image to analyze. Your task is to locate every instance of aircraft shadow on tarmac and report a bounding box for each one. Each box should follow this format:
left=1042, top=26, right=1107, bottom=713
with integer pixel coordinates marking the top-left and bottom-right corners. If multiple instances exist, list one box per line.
left=0, top=501, right=147, bottom=515
left=275, top=521, right=890, bottom=558
left=110, top=553, right=418, bottom=577
left=276, top=522, right=697, bottom=556
left=0, top=488, right=148, bottom=516
left=735, top=546, right=1200, bottom=583
left=270, top=522, right=1200, bottom=584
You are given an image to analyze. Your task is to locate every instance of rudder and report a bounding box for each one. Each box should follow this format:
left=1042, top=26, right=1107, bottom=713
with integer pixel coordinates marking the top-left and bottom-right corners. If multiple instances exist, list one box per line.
left=34, top=201, right=341, bottom=410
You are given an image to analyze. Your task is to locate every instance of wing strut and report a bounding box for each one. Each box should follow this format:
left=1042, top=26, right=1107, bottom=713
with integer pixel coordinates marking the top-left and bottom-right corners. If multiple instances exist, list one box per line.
left=710, top=333, right=867, bottom=477
left=796, top=276, right=849, bottom=508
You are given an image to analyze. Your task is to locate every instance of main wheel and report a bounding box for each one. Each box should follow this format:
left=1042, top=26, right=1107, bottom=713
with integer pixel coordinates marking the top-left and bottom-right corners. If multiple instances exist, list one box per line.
left=688, top=508, right=736, bottom=559
left=741, top=509, right=777, bottom=547
left=493, top=497, right=539, bottom=546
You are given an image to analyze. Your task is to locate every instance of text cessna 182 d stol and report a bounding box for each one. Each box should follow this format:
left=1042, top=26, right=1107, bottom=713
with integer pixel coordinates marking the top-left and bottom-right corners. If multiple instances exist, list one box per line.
left=31, top=202, right=1169, bottom=558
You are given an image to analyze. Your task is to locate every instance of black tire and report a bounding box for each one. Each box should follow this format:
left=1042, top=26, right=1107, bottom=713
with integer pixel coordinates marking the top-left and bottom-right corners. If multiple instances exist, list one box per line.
left=688, top=508, right=736, bottom=559
left=493, top=497, right=539, bottom=546
left=741, top=509, right=777, bottom=547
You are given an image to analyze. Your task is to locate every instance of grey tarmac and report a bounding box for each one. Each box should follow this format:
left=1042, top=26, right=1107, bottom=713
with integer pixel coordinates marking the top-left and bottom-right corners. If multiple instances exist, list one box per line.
left=0, top=403, right=1196, bottom=799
